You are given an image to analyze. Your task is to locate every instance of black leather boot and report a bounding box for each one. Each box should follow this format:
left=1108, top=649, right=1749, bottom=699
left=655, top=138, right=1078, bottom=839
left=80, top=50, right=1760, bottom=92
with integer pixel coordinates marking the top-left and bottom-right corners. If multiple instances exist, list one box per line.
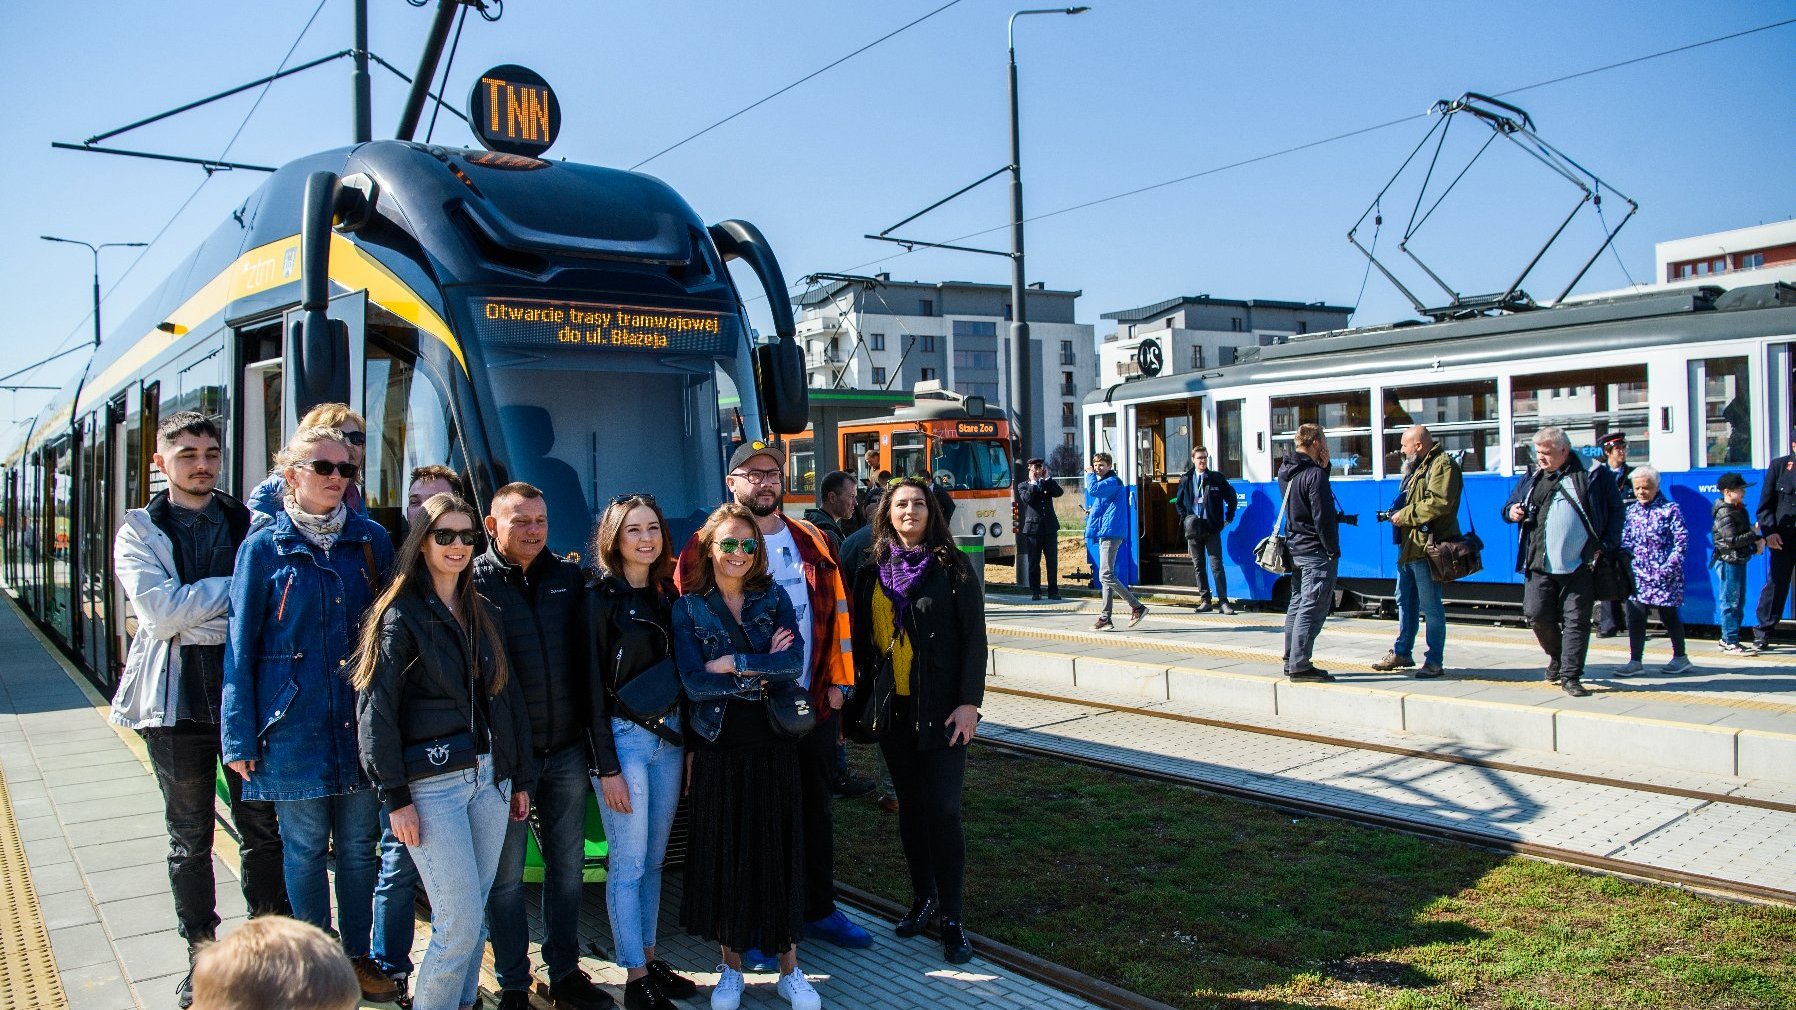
left=624, top=976, right=675, bottom=1010
left=896, top=895, right=938, bottom=938
left=940, top=917, right=973, bottom=964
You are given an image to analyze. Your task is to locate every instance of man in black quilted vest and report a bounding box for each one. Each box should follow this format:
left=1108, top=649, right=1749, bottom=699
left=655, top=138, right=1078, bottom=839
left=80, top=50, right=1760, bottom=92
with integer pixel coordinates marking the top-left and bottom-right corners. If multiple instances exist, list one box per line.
left=474, top=482, right=611, bottom=1010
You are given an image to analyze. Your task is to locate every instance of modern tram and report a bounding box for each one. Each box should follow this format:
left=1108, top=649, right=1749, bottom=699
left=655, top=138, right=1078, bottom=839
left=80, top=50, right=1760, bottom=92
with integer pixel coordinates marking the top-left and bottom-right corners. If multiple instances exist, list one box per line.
left=1, top=139, right=806, bottom=693
left=1082, top=281, right=1796, bottom=626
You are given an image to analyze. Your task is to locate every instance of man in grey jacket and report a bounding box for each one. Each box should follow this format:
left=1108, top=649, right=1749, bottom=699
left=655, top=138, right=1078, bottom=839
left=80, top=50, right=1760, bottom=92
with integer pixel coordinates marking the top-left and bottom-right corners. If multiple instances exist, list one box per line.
left=109, top=412, right=286, bottom=1009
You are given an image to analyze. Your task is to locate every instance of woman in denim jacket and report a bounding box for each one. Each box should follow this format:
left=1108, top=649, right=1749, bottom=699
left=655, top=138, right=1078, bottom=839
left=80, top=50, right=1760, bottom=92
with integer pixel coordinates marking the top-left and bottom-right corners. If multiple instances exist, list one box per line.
left=222, top=425, right=395, bottom=996
left=671, top=503, right=821, bottom=1010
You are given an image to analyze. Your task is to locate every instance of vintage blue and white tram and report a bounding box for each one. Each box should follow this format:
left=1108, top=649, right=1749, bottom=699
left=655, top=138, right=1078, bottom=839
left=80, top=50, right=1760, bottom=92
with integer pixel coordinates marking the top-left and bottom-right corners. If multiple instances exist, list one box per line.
left=1082, top=282, right=1796, bottom=627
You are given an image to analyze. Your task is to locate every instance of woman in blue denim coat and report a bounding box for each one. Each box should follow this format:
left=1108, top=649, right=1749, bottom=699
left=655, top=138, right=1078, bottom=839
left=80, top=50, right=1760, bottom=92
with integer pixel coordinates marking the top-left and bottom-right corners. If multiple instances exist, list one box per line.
left=222, top=425, right=394, bottom=995
left=671, top=503, right=821, bottom=1010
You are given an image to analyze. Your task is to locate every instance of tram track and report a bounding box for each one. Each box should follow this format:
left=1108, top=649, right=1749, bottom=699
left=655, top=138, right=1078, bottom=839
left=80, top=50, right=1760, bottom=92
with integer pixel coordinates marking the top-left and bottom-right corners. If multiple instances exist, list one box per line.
left=978, top=686, right=1796, bottom=908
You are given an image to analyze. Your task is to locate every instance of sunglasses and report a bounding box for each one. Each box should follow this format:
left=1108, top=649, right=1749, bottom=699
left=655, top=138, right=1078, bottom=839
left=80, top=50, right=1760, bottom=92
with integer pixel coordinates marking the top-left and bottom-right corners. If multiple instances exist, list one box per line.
left=610, top=492, right=658, bottom=506
left=717, top=537, right=758, bottom=555
left=340, top=430, right=367, bottom=446
left=428, top=528, right=482, bottom=547
left=300, top=460, right=360, bottom=480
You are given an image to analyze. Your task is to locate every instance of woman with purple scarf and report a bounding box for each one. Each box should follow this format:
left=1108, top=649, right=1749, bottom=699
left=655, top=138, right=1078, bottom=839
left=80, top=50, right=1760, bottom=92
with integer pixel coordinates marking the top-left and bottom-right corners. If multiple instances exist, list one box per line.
left=848, top=477, right=987, bottom=964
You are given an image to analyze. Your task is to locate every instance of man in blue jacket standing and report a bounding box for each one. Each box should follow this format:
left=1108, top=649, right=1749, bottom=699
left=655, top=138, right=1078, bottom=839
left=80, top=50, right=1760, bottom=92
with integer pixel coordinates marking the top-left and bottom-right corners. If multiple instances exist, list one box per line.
left=1503, top=426, right=1621, bottom=697
left=1086, top=452, right=1146, bottom=630
left=1173, top=446, right=1238, bottom=615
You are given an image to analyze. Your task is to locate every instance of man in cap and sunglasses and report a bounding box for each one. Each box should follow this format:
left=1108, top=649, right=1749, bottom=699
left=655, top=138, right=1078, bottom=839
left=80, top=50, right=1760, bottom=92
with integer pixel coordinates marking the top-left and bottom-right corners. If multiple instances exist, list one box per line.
left=474, top=483, right=612, bottom=1010
left=676, top=441, right=869, bottom=965
left=247, top=403, right=369, bottom=519
left=1594, top=431, right=1634, bottom=638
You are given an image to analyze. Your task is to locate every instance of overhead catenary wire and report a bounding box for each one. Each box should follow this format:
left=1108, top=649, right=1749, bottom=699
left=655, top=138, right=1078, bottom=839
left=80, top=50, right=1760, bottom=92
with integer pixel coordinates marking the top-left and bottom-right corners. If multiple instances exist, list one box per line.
left=628, top=0, right=968, bottom=170
left=22, top=0, right=333, bottom=397
left=755, top=15, right=1796, bottom=302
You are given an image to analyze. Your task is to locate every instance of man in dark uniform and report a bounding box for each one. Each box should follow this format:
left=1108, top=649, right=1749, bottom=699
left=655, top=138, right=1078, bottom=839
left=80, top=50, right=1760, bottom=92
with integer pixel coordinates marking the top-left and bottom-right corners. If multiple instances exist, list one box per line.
left=1594, top=431, right=1633, bottom=638
left=1014, top=457, right=1063, bottom=600
left=1754, top=427, right=1796, bottom=651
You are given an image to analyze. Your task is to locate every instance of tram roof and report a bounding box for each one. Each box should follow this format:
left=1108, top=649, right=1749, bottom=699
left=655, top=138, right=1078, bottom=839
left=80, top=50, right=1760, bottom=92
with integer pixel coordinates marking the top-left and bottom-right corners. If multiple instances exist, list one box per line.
left=1084, top=281, right=1796, bottom=407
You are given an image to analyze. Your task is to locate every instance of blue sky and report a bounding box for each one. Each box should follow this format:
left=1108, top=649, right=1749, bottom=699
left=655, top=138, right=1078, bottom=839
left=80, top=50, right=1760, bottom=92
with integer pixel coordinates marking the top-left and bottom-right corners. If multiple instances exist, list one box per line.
left=3, top=1, right=1792, bottom=429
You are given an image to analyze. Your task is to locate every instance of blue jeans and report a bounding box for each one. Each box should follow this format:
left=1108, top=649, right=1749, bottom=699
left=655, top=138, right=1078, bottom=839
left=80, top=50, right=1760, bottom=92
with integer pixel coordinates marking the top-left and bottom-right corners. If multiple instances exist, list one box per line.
left=1393, top=558, right=1446, bottom=666
left=274, top=788, right=382, bottom=957
left=1718, top=561, right=1747, bottom=644
left=1283, top=549, right=1338, bottom=674
left=408, top=755, right=511, bottom=1010
left=594, top=717, right=684, bottom=969
left=373, top=809, right=422, bottom=976
left=487, top=742, right=588, bottom=990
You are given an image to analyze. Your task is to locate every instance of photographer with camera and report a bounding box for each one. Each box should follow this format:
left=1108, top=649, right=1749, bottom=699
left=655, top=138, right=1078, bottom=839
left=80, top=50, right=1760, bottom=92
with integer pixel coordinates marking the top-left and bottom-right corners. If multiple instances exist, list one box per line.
left=1502, top=426, right=1621, bottom=697
left=1371, top=426, right=1459, bottom=679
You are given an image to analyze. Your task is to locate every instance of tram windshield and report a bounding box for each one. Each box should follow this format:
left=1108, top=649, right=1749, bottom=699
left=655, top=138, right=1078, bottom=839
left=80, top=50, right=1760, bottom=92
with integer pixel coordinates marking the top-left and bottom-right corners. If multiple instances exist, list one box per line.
left=481, top=344, right=758, bottom=557
left=930, top=439, right=1012, bottom=491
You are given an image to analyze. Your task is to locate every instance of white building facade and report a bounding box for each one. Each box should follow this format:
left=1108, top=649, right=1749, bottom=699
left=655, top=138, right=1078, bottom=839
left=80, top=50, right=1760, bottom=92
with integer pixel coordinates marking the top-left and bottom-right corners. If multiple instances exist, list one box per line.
left=1097, top=295, right=1354, bottom=385
left=794, top=277, right=1096, bottom=460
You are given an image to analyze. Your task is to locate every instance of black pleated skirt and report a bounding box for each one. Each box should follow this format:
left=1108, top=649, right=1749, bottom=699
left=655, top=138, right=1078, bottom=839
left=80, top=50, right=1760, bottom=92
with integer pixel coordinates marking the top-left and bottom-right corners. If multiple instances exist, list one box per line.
left=679, top=737, right=806, bottom=954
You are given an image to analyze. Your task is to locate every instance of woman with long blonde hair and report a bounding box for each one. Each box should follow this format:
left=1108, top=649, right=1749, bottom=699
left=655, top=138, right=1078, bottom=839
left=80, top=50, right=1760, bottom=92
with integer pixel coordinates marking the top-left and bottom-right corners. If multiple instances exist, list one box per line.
left=353, top=493, right=535, bottom=1010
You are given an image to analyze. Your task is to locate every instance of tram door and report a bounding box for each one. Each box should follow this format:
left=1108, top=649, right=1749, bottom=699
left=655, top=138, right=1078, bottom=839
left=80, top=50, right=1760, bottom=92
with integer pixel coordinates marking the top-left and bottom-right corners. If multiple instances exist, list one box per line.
left=1134, top=399, right=1201, bottom=576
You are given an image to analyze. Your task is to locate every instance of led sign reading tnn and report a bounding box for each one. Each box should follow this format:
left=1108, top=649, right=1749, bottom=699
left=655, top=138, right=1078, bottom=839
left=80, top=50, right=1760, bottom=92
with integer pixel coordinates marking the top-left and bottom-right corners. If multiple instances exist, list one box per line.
left=468, top=65, right=560, bottom=157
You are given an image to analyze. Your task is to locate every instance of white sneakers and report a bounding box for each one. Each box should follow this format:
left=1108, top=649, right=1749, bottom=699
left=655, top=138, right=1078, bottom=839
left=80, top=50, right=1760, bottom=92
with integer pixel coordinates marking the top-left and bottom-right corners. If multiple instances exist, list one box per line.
left=711, top=966, right=745, bottom=1010
left=713, top=965, right=822, bottom=1010
left=777, top=969, right=822, bottom=1010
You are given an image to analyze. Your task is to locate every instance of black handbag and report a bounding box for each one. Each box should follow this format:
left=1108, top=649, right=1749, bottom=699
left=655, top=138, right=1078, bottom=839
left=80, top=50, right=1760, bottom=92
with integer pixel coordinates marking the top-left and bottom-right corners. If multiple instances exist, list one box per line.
left=703, top=591, right=815, bottom=740
left=613, top=657, right=682, bottom=728
left=402, top=731, right=478, bottom=780
left=844, top=631, right=900, bottom=745
left=1554, top=475, right=1636, bottom=601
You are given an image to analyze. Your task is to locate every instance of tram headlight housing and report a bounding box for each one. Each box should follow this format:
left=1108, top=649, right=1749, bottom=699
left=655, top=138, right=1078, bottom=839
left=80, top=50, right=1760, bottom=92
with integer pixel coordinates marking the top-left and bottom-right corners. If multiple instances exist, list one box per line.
left=972, top=523, right=986, bottom=536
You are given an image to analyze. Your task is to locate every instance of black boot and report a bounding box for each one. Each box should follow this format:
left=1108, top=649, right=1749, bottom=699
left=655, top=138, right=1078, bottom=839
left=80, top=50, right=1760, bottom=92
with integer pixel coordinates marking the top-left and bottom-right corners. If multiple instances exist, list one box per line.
left=646, top=960, right=697, bottom=999
left=896, top=895, right=938, bottom=938
left=624, top=976, right=676, bottom=1010
left=940, top=918, right=973, bottom=964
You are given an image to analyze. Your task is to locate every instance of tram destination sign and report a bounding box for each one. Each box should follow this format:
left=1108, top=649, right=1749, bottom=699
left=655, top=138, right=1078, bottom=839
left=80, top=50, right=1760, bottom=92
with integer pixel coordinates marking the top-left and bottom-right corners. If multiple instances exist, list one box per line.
left=473, top=298, right=737, bottom=356
left=954, top=420, right=999, bottom=437
left=469, top=65, right=560, bottom=156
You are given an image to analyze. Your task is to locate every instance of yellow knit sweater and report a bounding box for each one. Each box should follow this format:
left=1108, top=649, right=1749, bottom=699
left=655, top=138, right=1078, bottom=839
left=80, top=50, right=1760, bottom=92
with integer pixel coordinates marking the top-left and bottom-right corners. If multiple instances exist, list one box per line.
left=870, top=589, right=915, bottom=696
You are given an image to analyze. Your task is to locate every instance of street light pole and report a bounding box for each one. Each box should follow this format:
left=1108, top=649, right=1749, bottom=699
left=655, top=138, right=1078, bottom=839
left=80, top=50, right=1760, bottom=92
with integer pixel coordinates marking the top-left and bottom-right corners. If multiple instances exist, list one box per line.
left=1006, top=6, right=1087, bottom=465
left=41, top=236, right=148, bottom=355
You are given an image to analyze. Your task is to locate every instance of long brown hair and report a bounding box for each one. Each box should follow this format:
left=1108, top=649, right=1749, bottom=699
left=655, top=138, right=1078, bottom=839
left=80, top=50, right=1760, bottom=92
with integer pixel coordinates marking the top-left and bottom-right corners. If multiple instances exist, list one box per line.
left=592, top=495, right=676, bottom=588
left=683, top=502, right=771, bottom=598
left=352, top=493, right=509, bottom=695
left=870, top=476, right=964, bottom=575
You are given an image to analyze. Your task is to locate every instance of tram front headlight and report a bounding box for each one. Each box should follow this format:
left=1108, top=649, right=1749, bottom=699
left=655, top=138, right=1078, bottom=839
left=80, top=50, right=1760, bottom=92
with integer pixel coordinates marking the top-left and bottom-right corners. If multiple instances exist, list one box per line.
left=988, top=523, right=1002, bottom=539
left=972, top=523, right=986, bottom=536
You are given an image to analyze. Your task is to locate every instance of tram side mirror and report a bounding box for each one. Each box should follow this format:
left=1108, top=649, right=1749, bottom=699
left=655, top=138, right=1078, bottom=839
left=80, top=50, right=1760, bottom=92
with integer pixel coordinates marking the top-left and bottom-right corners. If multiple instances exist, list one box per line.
left=755, top=340, right=809, bottom=435
left=289, top=316, right=351, bottom=418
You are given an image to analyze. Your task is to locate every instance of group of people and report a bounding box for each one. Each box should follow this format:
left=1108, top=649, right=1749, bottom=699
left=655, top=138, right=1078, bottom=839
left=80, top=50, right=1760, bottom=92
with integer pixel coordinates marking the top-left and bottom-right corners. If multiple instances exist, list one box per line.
left=111, top=404, right=988, bottom=1010
left=1282, top=421, right=1778, bottom=695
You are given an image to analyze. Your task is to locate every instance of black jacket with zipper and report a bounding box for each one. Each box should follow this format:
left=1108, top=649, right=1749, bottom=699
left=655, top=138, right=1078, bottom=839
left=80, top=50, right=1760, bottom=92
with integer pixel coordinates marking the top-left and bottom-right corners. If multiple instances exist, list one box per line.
left=849, top=550, right=986, bottom=751
left=585, top=573, right=681, bottom=775
left=472, top=545, right=588, bottom=756
left=1276, top=451, right=1338, bottom=557
left=355, top=583, right=536, bottom=813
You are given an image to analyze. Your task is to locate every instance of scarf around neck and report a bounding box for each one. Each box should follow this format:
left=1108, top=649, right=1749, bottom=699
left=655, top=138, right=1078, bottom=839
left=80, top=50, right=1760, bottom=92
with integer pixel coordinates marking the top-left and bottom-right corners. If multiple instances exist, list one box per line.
left=283, top=492, right=349, bottom=552
left=878, top=543, right=935, bottom=630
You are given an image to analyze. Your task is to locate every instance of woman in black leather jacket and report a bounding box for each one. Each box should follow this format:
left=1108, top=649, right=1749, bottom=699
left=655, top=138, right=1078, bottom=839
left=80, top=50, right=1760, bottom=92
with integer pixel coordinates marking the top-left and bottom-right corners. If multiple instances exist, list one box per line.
left=849, top=477, right=986, bottom=965
left=585, top=494, right=695, bottom=1010
left=353, top=494, right=533, bottom=1010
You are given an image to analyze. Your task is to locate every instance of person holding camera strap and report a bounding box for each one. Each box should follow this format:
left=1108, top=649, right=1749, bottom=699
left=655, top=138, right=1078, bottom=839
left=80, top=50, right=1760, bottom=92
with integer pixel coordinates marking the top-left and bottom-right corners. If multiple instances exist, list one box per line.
left=1372, top=425, right=1458, bottom=679
left=1502, top=426, right=1621, bottom=698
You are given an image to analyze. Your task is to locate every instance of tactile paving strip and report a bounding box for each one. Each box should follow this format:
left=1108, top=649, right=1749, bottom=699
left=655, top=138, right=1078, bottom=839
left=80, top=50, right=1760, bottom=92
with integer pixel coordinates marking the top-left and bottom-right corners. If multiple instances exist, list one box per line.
left=0, top=762, right=67, bottom=1010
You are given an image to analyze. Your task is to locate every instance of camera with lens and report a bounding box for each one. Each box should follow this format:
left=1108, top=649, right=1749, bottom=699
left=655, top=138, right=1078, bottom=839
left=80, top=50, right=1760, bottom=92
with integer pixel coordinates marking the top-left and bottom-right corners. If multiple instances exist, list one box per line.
left=1375, top=509, right=1393, bottom=524
left=1520, top=501, right=1540, bottom=525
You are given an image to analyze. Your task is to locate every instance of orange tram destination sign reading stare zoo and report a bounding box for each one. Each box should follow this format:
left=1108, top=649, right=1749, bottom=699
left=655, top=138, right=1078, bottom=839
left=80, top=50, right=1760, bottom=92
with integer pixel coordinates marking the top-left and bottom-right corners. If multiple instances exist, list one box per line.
left=474, top=298, right=739, bottom=356
left=469, top=64, right=560, bottom=156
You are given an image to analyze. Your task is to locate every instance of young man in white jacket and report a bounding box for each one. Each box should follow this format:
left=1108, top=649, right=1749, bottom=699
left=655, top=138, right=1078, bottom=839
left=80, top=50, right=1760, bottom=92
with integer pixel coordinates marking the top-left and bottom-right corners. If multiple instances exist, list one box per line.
left=110, top=412, right=287, bottom=1008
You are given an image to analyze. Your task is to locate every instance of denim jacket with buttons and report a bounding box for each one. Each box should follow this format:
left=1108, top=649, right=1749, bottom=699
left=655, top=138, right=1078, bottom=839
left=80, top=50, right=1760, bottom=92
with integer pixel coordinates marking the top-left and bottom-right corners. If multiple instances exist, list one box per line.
left=221, top=510, right=394, bottom=801
left=671, top=584, right=802, bottom=743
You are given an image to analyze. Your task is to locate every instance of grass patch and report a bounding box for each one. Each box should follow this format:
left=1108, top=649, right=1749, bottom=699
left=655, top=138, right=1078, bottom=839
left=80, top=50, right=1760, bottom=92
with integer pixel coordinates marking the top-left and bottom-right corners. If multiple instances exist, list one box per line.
left=834, top=747, right=1796, bottom=1009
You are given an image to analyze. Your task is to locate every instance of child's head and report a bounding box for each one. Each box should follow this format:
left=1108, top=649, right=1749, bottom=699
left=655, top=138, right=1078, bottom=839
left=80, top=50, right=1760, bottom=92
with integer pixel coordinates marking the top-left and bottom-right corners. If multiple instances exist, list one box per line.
left=190, top=916, right=359, bottom=1010
left=1718, top=472, right=1750, bottom=506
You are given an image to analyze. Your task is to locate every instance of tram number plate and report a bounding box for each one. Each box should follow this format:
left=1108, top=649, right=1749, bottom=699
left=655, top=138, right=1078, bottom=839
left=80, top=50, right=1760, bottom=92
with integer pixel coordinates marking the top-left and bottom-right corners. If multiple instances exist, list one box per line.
left=955, top=420, right=998, bottom=436
left=474, top=298, right=736, bottom=355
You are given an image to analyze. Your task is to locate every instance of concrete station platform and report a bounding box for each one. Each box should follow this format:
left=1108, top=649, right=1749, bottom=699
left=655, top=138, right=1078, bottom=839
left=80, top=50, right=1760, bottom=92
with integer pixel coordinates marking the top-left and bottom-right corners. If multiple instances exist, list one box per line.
left=981, top=590, right=1796, bottom=787
left=0, top=596, right=1113, bottom=1010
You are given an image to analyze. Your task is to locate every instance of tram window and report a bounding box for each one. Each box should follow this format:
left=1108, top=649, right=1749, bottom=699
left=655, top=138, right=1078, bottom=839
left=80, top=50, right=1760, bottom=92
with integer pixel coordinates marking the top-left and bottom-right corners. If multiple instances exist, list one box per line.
left=1161, top=416, right=1192, bottom=474
left=1270, top=390, right=1373, bottom=477
left=844, top=435, right=881, bottom=484
left=1511, top=365, right=1647, bottom=467
left=891, top=432, right=928, bottom=480
left=1691, top=356, right=1751, bottom=466
left=931, top=440, right=1011, bottom=491
left=787, top=438, right=815, bottom=493
left=1216, top=400, right=1244, bottom=480
left=1383, top=380, right=1500, bottom=474
left=364, top=326, right=457, bottom=527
